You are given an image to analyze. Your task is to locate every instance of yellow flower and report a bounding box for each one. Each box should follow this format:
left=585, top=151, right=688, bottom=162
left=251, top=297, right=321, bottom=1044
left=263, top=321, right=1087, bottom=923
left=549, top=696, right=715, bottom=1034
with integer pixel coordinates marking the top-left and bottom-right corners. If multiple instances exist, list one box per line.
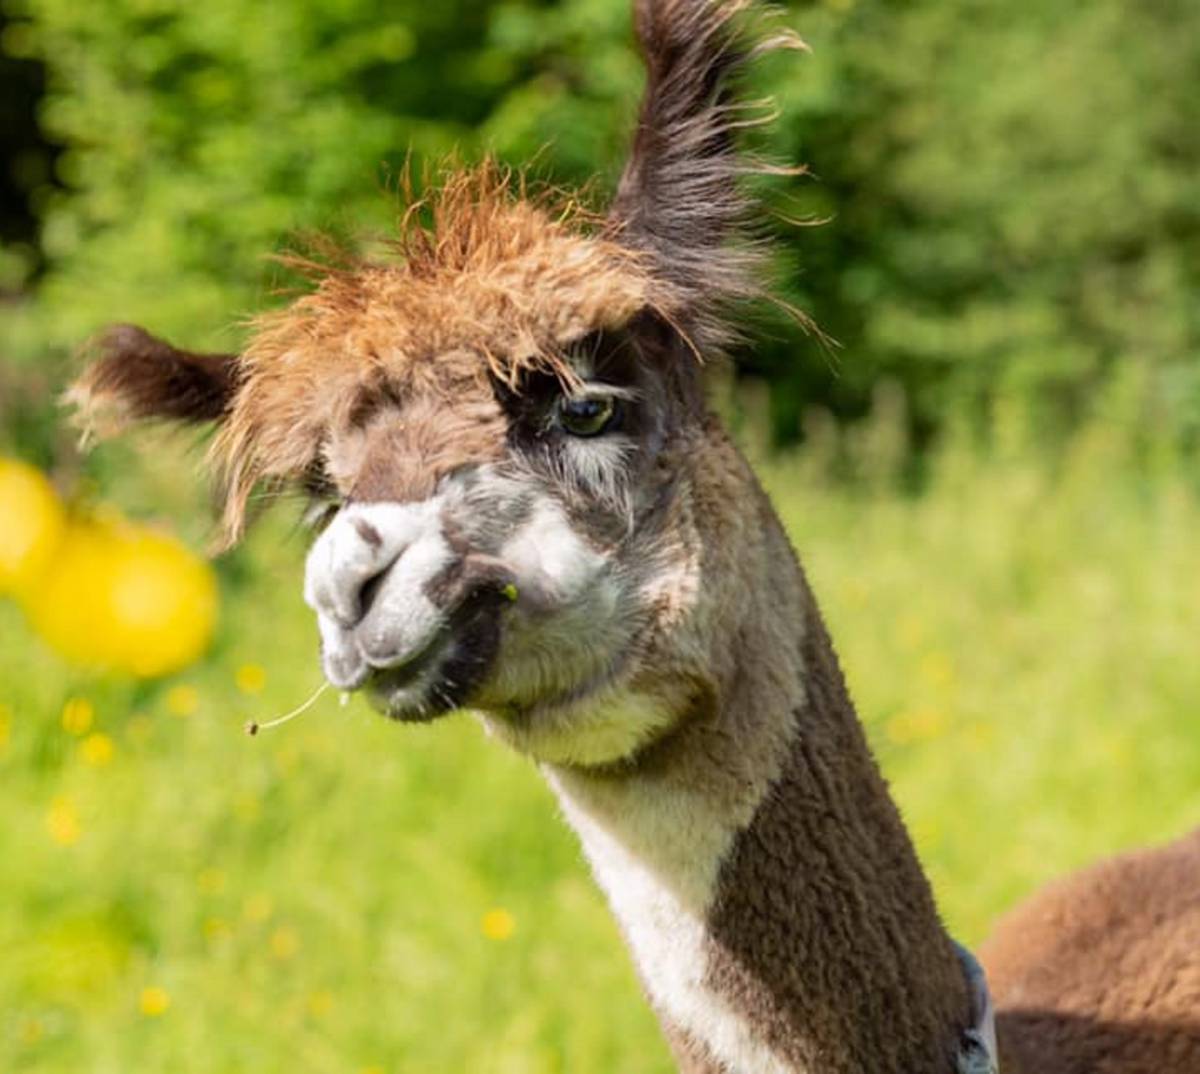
left=886, top=705, right=947, bottom=745
left=203, top=917, right=231, bottom=942
left=23, top=515, right=218, bottom=678
left=269, top=925, right=299, bottom=960
left=197, top=867, right=227, bottom=895
left=80, top=732, right=115, bottom=767
left=918, top=650, right=957, bottom=691
left=61, top=697, right=94, bottom=736
left=46, top=795, right=81, bottom=846
left=481, top=908, right=516, bottom=942
left=0, top=702, right=11, bottom=755
left=235, top=663, right=267, bottom=695
left=0, top=458, right=65, bottom=597
left=139, top=986, right=171, bottom=1017
left=166, top=685, right=199, bottom=717
left=242, top=893, right=273, bottom=923
left=19, top=1016, right=44, bottom=1045
left=307, top=990, right=334, bottom=1018
left=233, top=792, right=261, bottom=822
left=360, top=1067, right=386, bottom=1074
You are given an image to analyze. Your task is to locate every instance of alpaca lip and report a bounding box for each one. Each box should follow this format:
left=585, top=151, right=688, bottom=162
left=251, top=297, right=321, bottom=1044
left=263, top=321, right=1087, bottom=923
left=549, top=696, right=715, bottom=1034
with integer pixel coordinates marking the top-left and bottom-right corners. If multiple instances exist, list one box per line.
left=365, top=596, right=505, bottom=722
left=364, top=631, right=452, bottom=720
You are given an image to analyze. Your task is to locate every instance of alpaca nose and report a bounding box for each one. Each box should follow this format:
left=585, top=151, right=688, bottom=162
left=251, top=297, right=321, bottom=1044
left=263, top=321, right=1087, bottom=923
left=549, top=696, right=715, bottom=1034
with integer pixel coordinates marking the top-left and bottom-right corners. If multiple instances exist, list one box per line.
left=314, top=519, right=405, bottom=630
left=304, top=500, right=455, bottom=687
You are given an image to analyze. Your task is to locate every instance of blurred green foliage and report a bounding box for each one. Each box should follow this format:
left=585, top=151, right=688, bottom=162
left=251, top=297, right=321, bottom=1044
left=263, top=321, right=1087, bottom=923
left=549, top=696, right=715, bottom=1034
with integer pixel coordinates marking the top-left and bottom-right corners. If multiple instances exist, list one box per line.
left=1, top=0, right=1197, bottom=457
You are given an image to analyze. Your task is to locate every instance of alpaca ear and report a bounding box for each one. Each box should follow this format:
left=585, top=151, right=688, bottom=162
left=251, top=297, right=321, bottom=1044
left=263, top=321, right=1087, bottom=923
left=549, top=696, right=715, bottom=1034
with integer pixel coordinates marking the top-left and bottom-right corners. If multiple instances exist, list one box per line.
left=67, top=324, right=238, bottom=438
left=609, top=0, right=804, bottom=346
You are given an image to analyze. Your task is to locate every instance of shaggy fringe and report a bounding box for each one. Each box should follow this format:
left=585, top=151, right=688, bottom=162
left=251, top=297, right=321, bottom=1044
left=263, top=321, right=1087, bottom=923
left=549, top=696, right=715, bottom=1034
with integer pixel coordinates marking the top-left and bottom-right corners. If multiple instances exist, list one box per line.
left=211, top=160, right=670, bottom=543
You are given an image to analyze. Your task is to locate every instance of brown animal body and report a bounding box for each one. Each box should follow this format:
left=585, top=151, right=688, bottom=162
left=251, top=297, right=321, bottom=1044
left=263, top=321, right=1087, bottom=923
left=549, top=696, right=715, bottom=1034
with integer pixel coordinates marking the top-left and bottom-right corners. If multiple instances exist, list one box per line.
left=69, top=1, right=1200, bottom=1070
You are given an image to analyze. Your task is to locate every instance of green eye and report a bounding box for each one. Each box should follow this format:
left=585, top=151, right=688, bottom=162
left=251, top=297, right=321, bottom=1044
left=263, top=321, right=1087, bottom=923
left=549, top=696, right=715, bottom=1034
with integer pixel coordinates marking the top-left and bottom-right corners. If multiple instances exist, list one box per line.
left=558, top=394, right=618, bottom=437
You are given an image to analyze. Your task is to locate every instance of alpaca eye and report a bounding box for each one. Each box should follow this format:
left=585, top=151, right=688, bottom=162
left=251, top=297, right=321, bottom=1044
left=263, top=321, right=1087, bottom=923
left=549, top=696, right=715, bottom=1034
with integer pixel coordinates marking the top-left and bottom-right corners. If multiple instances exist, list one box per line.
left=558, top=395, right=618, bottom=437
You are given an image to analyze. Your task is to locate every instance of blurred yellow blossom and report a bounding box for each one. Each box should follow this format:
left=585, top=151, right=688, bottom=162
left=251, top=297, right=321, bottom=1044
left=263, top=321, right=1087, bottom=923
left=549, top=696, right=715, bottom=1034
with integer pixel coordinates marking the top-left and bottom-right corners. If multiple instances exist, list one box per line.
left=307, top=990, right=334, bottom=1018
left=139, top=986, right=171, bottom=1017
left=197, top=867, right=227, bottom=895
left=0, top=703, right=11, bottom=755
left=166, top=685, right=199, bottom=717
left=886, top=705, right=947, bottom=745
left=243, top=893, right=273, bottom=923
left=61, top=697, right=94, bottom=736
left=46, top=796, right=81, bottom=846
left=203, top=917, right=231, bottom=943
left=80, top=732, right=115, bottom=767
left=233, top=792, right=261, bottom=822
left=481, top=908, right=516, bottom=941
left=918, top=650, right=957, bottom=691
left=18, top=1016, right=44, bottom=1045
left=360, top=1067, right=386, bottom=1074
left=236, top=663, right=267, bottom=695
left=0, top=458, right=65, bottom=596
left=23, top=514, right=217, bottom=677
left=269, top=925, right=299, bottom=960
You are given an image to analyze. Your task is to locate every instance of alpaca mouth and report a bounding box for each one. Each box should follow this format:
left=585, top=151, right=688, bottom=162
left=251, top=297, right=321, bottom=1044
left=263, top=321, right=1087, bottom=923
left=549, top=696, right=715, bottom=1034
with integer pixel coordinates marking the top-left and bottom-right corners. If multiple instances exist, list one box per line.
left=365, top=599, right=504, bottom=723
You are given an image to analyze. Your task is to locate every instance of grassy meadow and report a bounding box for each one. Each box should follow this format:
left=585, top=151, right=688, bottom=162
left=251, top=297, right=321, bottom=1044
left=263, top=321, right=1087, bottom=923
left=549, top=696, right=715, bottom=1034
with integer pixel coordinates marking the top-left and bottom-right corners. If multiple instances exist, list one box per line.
left=2, top=423, right=1198, bottom=1074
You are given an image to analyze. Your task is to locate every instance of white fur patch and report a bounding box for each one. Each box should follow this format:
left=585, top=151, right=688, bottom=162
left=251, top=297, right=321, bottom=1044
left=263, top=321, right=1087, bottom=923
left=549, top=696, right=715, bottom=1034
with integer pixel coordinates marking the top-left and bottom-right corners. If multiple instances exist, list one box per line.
left=547, top=768, right=800, bottom=1074
left=499, top=499, right=604, bottom=604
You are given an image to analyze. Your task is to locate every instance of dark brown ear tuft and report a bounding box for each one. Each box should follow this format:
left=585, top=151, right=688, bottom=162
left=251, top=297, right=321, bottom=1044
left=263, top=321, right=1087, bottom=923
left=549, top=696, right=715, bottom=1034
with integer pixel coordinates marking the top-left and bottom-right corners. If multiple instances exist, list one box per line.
left=610, top=0, right=806, bottom=349
left=67, top=324, right=239, bottom=439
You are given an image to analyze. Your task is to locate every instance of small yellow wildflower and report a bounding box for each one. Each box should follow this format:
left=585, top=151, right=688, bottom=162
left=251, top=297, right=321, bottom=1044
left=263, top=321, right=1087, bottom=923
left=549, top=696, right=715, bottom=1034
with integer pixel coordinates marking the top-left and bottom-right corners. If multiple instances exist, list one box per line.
left=360, top=1066, right=386, bottom=1074
left=197, top=867, right=226, bottom=895
left=0, top=702, right=11, bottom=755
left=242, top=893, right=273, bottom=923
left=918, top=650, right=957, bottom=691
left=233, top=792, right=261, bottom=822
left=886, top=705, right=947, bottom=746
left=46, top=796, right=81, bottom=846
left=19, top=1016, right=44, bottom=1045
left=203, top=917, right=231, bottom=942
left=269, top=925, right=299, bottom=960
left=166, top=685, right=199, bottom=717
left=80, top=732, right=115, bottom=767
left=481, top=908, right=516, bottom=942
left=235, top=663, right=267, bottom=695
left=139, top=986, right=171, bottom=1017
left=307, top=990, right=334, bottom=1018
left=61, top=697, right=94, bottom=736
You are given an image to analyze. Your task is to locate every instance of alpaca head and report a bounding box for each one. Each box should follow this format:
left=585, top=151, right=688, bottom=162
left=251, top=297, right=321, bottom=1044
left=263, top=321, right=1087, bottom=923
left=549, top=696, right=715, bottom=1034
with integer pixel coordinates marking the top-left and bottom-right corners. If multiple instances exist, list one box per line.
left=69, top=1, right=802, bottom=765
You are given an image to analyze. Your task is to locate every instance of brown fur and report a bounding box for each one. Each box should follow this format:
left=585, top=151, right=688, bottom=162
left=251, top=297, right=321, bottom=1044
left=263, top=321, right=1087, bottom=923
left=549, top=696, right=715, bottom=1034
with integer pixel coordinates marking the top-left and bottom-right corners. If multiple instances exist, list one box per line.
left=704, top=580, right=969, bottom=1073
left=67, top=324, right=237, bottom=436
left=983, top=829, right=1200, bottom=1074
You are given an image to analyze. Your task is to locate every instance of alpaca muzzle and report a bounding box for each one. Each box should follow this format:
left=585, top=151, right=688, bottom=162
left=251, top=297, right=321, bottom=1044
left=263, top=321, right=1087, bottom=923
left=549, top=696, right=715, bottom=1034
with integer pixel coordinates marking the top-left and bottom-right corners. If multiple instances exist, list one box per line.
left=304, top=498, right=512, bottom=704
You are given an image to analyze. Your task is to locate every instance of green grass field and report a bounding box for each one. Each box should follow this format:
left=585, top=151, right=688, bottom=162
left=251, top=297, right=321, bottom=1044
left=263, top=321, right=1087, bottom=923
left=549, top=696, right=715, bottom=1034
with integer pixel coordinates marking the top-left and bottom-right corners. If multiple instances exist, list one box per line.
left=3, top=428, right=1198, bottom=1073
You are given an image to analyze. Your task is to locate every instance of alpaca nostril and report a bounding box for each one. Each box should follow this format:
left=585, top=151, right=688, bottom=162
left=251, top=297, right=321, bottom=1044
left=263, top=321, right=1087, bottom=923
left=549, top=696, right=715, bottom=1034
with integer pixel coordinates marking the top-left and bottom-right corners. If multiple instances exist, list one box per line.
left=353, top=563, right=392, bottom=624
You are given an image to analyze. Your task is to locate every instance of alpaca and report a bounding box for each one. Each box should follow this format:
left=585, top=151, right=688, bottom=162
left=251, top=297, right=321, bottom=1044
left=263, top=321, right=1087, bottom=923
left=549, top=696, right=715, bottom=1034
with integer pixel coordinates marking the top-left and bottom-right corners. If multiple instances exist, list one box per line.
left=70, top=1, right=1200, bottom=1071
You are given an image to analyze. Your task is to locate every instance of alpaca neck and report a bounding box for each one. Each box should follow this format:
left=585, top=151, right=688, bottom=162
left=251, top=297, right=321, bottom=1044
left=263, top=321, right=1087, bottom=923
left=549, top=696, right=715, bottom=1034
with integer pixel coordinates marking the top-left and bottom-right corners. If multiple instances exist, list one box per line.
left=546, top=476, right=972, bottom=1073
